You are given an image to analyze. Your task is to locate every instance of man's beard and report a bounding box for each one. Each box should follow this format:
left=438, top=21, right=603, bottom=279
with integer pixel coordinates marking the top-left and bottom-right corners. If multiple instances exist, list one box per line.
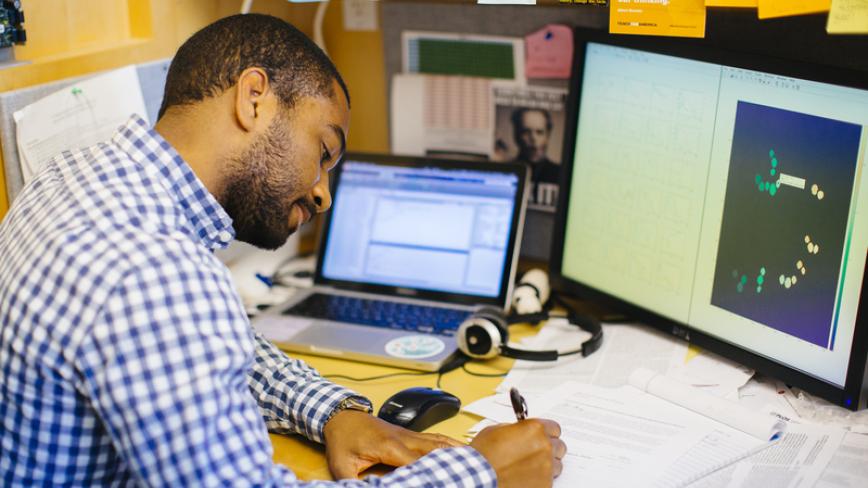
left=221, top=120, right=308, bottom=250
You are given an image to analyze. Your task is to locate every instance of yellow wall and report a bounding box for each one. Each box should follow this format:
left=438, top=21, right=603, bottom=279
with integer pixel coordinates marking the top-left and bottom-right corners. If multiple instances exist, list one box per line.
left=0, top=0, right=387, bottom=220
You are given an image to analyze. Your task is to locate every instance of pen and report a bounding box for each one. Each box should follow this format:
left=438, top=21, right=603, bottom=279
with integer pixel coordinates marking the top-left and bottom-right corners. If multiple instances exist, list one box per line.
left=509, top=387, right=528, bottom=421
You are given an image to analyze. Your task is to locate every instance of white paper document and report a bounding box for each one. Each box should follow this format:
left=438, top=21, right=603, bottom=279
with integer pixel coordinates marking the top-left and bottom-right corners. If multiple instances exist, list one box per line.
left=390, top=73, right=494, bottom=158
left=498, top=322, right=753, bottom=397
left=466, top=378, right=778, bottom=488
left=14, top=66, right=149, bottom=184
left=815, top=431, right=868, bottom=487
left=689, top=423, right=846, bottom=488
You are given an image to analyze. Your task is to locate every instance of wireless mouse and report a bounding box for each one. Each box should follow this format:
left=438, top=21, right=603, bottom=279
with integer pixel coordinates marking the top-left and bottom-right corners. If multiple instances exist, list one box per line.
left=377, top=387, right=462, bottom=432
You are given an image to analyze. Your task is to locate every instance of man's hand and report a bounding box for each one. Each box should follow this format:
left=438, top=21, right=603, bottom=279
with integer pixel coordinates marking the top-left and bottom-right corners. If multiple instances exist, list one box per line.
left=470, top=418, right=566, bottom=488
left=323, top=409, right=464, bottom=479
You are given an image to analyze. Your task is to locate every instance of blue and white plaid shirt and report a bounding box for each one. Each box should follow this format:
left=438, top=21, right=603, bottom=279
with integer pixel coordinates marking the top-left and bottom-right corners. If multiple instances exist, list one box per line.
left=0, top=115, right=496, bottom=487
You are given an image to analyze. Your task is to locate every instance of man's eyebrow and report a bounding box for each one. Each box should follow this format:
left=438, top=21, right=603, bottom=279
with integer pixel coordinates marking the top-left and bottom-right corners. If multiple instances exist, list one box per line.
left=328, top=124, right=346, bottom=157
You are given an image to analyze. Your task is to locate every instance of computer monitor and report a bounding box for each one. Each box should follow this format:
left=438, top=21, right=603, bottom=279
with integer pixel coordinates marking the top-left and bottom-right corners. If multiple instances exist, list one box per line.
left=552, top=30, right=868, bottom=409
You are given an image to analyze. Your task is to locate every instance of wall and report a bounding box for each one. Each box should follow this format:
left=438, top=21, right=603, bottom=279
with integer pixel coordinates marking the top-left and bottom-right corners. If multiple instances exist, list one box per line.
left=0, top=0, right=383, bottom=219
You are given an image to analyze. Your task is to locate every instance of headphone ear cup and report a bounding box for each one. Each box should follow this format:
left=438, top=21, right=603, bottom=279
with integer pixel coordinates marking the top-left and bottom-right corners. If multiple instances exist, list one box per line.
left=457, top=308, right=509, bottom=359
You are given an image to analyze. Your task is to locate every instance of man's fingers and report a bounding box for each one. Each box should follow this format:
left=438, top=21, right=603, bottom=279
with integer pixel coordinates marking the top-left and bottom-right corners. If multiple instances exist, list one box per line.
left=408, top=432, right=464, bottom=453
left=532, top=418, right=562, bottom=438
left=378, top=441, right=423, bottom=467
left=551, top=438, right=567, bottom=460
left=329, top=457, right=363, bottom=480
left=553, top=457, right=563, bottom=478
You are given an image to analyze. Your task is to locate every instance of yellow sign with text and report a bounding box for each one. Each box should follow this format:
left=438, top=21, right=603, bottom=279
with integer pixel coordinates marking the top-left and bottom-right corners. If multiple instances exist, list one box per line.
left=610, top=0, right=707, bottom=38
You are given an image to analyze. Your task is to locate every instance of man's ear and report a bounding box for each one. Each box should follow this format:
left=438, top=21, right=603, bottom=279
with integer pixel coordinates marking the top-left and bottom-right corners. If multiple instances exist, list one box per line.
left=234, top=67, right=270, bottom=132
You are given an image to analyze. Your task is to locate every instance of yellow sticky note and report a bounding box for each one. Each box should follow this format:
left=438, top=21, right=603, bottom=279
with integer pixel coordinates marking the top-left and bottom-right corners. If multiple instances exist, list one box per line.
left=609, top=0, right=707, bottom=38
left=827, top=0, right=868, bottom=33
left=758, top=0, right=831, bottom=19
left=685, top=345, right=703, bottom=363
left=706, top=0, right=757, bottom=7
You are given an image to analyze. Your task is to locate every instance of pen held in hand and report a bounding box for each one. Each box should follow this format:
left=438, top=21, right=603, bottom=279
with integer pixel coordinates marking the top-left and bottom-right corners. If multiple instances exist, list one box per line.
left=509, top=387, right=528, bottom=421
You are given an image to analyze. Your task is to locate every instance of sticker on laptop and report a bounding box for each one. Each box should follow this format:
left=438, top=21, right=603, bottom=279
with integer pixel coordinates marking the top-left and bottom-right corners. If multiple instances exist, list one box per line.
left=385, top=335, right=446, bottom=359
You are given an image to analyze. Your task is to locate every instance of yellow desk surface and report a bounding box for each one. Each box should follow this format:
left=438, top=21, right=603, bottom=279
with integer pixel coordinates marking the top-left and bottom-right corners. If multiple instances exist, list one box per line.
left=269, top=323, right=542, bottom=481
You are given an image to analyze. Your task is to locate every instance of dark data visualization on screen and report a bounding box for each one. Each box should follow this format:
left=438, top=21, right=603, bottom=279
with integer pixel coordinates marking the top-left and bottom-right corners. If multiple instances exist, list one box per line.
left=711, top=102, right=862, bottom=349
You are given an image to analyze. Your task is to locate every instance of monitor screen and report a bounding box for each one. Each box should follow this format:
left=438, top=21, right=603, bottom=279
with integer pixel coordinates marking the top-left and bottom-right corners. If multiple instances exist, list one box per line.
left=554, top=35, right=868, bottom=407
left=321, top=159, right=520, bottom=299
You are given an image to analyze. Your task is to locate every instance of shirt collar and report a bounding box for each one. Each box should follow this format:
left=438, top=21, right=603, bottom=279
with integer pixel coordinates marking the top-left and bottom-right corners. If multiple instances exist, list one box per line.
left=111, top=114, right=235, bottom=251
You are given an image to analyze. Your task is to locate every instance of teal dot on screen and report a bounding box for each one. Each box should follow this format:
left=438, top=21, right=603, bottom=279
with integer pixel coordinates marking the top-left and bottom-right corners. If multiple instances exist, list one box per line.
left=772, top=158, right=778, bottom=168
left=758, top=275, right=764, bottom=285
left=761, top=267, right=766, bottom=275
left=756, top=174, right=762, bottom=184
left=757, top=286, right=762, bottom=293
left=770, top=169, right=776, bottom=176
left=737, top=283, right=744, bottom=293
left=765, top=181, right=771, bottom=191
left=741, top=275, right=748, bottom=284
left=769, top=149, right=775, bottom=158
left=769, top=185, right=777, bottom=196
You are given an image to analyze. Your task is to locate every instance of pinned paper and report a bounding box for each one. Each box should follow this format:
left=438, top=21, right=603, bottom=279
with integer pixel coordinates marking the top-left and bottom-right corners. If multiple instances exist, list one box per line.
left=827, top=0, right=868, bottom=33
left=705, top=0, right=757, bottom=6
left=525, top=24, right=573, bottom=79
left=758, top=0, right=830, bottom=19
left=609, top=0, right=707, bottom=38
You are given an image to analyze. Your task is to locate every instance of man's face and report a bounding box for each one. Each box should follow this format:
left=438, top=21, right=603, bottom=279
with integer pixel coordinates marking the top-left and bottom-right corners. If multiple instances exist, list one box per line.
left=222, top=80, right=349, bottom=250
left=515, top=110, right=550, bottom=163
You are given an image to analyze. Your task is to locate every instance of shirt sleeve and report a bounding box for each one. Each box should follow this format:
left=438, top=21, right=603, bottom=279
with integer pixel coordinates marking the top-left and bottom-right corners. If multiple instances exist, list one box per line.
left=247, top=330, right=363, bottom=443
left=75, top=251, right=495, bottom=487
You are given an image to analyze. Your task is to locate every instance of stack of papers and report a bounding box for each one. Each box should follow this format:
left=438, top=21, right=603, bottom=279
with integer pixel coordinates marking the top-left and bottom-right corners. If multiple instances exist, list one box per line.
left=466, top=372, right=845, bottom=487
left=463, top=321, right=860, bottom=487
left=498, top=321, right=754, bottom=399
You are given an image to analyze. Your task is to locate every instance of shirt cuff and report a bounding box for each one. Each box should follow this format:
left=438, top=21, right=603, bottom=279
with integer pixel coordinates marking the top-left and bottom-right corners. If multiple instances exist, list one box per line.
left=373, top=446, right=497, bottom=487
left=289, top=380, right=370, bottom=444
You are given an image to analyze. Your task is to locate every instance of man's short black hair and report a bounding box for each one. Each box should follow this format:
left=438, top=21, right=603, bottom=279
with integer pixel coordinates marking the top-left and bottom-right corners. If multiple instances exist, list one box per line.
left=158, top=13, right=349, bottom=119
left=510, top=107, right=553, bottom=133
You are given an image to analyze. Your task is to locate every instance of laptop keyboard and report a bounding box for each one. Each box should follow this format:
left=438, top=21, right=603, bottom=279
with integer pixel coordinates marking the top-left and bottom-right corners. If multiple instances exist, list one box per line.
left=283, top=293, right=472, bottom=336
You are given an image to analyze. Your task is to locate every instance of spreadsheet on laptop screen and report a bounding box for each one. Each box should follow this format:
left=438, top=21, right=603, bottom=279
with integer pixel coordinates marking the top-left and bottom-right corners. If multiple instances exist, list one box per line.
left=322, top=160, right=519, bottom=298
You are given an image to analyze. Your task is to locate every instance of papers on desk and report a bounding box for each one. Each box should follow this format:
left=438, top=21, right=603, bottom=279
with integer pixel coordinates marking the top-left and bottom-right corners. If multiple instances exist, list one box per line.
left=498, top=322, right=754, bottom=399
left=14, top=66, right=149, bottom=184
left=466, top=372, right=785, bottom=487
left=690, top=423, right=845, bottom=488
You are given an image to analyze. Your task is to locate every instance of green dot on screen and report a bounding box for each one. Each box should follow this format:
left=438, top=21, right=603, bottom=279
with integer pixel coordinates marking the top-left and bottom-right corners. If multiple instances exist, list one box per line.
left=757, top=286, right=762, bottom=293
left=772, top=158, right=778, bottom=167
left=769, top=149, right=775, bottom=158
left=761, top=267, right=766, bottom=275
left=737, top=284, right=744, bottom=293
left=779, top=275, right=785, bottom=285
left=758, top=275, right=764, bottom=285
left=756, top=174, right=762, bottom=184
left=741, top=275, right=748, bottom=284
left=765, top=181, right=771, bottom=190
left=770, top=169, right=776, bottom=176
left=759, top=184, right=765, bottom=192
left=769, top=185, right=777, bottom=196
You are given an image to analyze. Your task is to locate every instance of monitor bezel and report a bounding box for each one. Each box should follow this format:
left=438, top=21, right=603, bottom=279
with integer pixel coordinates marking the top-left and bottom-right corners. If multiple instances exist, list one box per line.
left=551, top=29, right=868, bottom=409
left=315, top=152, right=529, bottom=309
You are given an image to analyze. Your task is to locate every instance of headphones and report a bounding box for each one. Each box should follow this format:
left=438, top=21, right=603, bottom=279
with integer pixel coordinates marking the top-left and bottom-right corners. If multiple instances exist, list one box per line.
left=456, top=270, right=603, bottom=361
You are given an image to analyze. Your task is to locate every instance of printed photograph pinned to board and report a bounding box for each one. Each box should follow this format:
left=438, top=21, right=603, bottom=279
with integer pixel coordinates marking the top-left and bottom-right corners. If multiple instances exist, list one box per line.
left=492, top=84, right=568, bottom=213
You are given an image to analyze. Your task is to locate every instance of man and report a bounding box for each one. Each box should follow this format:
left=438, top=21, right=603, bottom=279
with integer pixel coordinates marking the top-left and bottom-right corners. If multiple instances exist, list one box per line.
left=0, top=14, right=565, bottom=487
left=511, top=107, right=560, bottom=185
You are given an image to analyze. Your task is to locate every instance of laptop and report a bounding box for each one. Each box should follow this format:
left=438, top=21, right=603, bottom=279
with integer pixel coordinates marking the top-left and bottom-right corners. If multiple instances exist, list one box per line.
left=253, top=153, right=529, bottom=371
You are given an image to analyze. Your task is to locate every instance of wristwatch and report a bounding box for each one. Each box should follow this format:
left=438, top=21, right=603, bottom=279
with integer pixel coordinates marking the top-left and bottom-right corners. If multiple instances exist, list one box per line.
left=326, top=395, right=374, bottom=425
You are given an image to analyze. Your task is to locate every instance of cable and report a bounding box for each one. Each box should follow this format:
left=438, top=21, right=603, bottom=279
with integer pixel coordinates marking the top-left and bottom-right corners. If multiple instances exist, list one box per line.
left=460, top=364, right=508, bottom=378
left=324, top=371, right=433, bottom=382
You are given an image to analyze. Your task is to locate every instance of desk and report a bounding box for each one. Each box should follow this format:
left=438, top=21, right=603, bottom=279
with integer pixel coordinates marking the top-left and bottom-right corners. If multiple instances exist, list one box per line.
left=268, top=323, right=542, bottom=481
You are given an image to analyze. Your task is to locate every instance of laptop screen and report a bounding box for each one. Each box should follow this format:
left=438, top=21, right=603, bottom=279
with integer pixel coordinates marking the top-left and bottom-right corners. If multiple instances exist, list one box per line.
left=320, top=157, right=523, bottom=300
